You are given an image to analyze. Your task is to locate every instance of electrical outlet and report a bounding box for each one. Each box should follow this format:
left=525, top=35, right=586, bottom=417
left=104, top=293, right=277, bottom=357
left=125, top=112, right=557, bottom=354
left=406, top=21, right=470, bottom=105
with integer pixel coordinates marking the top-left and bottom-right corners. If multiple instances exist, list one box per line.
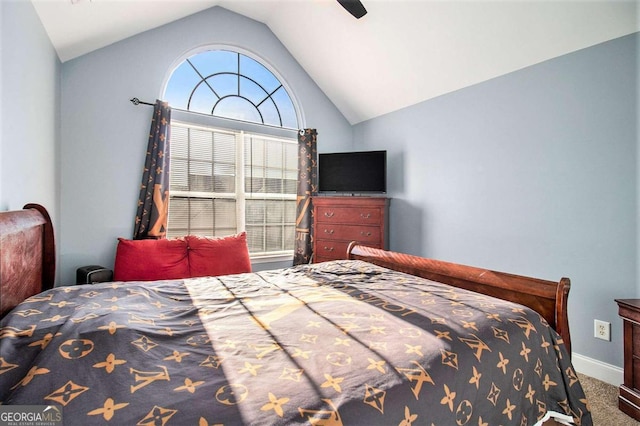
left=594, top=319, right=611, bottom=341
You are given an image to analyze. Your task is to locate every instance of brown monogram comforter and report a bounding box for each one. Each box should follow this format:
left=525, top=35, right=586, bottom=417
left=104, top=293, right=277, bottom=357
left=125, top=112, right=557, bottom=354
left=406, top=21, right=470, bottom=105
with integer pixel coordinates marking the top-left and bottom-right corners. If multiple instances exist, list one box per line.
left=0, top=260, right=591, bottom=425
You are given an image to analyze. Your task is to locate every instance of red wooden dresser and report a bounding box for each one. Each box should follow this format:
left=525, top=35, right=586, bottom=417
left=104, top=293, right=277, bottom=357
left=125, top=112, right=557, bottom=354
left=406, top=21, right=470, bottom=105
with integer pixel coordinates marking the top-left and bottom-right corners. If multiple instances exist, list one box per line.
left=313, top=197, right=389, bottom=263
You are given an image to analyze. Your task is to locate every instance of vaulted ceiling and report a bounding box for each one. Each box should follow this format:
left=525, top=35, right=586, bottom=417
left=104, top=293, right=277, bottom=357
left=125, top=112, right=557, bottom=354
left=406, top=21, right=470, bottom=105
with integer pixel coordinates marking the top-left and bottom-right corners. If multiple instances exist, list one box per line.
left=31, top=0, right=639, bottom=124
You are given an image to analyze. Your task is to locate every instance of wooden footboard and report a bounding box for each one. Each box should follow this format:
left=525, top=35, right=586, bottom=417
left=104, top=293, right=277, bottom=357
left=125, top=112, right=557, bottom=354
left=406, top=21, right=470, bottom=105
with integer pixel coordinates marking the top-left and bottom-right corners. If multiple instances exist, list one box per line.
left=347, top=243, right=572, bottom=355
left=0, top=204, right=55, bottom=317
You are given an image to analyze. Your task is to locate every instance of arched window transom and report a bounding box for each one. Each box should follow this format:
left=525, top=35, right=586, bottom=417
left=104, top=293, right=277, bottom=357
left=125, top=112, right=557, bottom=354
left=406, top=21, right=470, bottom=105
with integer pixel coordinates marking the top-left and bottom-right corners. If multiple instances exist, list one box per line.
left=165, top=50, right=298, bottom=129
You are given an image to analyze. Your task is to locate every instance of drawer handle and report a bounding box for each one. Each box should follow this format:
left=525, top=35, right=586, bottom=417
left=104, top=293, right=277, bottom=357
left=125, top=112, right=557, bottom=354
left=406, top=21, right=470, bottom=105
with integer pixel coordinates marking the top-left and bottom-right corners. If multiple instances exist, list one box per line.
left=323, top=246, right=334, bottom=252
left=360, top=213, right=371, bottom=219
left=324, top=229, right=334, bottom=235
left=324, top=212, right=335, bottom=218
left=360, top=231, right=372, bottom=237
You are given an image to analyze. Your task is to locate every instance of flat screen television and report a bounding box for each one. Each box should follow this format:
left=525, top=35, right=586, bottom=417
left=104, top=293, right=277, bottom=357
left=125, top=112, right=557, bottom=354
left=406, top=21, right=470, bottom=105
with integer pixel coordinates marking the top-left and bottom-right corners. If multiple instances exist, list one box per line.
left=318, top=150, right=387, bottom=194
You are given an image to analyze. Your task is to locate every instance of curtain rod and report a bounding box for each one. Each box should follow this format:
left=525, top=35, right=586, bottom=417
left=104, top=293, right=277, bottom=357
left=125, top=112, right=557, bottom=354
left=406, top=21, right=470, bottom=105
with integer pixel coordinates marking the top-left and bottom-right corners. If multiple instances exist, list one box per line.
left=130, top=97, right=155, bottom=106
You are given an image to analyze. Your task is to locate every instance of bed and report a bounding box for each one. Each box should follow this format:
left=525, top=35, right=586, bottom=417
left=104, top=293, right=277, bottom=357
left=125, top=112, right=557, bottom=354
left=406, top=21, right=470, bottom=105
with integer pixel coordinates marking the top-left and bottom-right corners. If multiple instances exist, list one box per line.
left=0, top=204, right=591, bottom=425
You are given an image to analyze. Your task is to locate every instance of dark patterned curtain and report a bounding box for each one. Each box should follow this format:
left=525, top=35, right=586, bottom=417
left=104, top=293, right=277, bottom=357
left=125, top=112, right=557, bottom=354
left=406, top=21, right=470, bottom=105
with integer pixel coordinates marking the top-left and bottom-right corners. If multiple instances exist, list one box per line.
left=133, top=100, right=171, bottom=239
left=293, top=129, right=318, bottom=265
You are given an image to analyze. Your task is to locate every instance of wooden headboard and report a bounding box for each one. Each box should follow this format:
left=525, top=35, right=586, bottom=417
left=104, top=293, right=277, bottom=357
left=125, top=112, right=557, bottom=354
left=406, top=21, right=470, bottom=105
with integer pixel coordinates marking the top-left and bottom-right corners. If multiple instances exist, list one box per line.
left=0, top=203, right=55, bottom=317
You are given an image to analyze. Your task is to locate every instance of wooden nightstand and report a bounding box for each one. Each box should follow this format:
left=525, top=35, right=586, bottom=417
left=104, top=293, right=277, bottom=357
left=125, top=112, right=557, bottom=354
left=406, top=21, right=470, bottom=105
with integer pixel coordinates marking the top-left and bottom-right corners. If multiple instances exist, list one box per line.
left=616, top=299, right=640, bottom=421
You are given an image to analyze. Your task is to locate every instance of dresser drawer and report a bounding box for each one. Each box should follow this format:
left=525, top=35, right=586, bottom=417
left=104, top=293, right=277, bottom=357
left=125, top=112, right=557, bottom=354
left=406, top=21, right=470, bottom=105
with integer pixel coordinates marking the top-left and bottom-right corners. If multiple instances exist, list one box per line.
left=314, top=240, right=352, bottom=262
left=316, top=223, right=381, bottom=244
left=314, top=238, right=385, bottom=261
left=316, top=206, right=382, bottom=224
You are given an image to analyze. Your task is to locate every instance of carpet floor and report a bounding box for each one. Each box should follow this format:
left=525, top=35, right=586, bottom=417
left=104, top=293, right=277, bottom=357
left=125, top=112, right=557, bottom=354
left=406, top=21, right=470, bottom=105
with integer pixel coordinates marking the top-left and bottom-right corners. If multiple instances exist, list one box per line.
left=579, top=373, right=639, bottom=425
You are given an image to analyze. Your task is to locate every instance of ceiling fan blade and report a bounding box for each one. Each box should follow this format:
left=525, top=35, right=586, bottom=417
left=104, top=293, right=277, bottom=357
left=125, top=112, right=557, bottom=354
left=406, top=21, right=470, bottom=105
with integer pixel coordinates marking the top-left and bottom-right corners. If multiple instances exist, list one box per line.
left=337, top=0, right=367, bottom=19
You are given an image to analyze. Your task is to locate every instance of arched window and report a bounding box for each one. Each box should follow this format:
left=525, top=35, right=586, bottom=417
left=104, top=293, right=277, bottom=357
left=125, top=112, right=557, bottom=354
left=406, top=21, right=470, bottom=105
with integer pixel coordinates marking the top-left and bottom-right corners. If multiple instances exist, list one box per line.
left=165, top=50, right=298, bottom=128
left=163, top=49, right=300, bottom=260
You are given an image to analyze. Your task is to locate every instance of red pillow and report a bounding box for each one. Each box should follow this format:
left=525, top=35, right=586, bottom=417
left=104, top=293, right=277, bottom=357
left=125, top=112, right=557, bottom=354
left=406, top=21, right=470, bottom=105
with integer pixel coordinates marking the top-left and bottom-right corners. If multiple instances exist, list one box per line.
left=186, top=233, right=251, bottom=278
left=113, top=238, right=189, bottom=281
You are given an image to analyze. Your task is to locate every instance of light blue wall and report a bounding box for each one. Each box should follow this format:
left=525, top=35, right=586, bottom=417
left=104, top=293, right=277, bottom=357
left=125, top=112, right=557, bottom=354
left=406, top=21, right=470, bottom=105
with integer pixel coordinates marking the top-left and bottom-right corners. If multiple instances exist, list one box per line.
left=59, top=7, right=352, bottom=284
left=0, top=1, right=61, bottom=256
left=353, top=33, right=639, bottom=368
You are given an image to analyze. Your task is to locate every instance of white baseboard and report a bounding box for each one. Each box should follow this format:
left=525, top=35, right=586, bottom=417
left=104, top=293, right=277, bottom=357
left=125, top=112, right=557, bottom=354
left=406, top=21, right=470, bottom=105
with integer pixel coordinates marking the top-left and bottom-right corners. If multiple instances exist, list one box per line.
left=572, top=352, right=623, bottom=386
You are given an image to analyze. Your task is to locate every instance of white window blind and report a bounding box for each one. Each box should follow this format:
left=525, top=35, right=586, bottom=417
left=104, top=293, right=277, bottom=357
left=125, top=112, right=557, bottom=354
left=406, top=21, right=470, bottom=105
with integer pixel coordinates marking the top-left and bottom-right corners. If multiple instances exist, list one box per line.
left=168, top=122, right=297, bottom=257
